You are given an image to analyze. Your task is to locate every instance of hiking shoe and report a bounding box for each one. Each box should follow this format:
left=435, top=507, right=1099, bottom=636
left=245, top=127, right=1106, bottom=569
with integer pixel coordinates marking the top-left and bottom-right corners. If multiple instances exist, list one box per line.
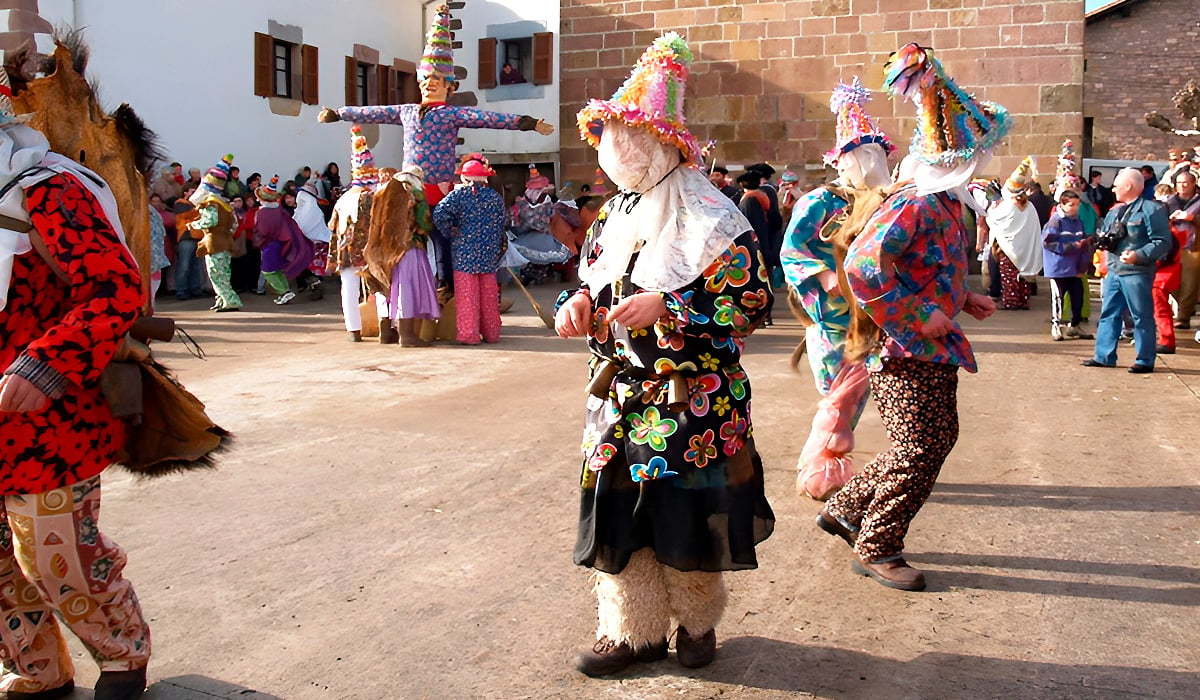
left=573, top=637, right=668, bottom=677
left=1128, top=364, right=1154, bottom=374
left=815, top=509, right=858, bottom=547
left=1050, top=323, right=1064, bottom=341
left=1081, top=358, right=1114, bottom=368
left=94, top=668, right=147, bottom=700
left=1068, top=324, right=1093, bottom=340
left=274, top=291, right=297, bottom=305
left=7, top=680, right=75, bottom=700
left=675, top=626, right=717, bottom=668
left=851, top=556, right=927, bottom=591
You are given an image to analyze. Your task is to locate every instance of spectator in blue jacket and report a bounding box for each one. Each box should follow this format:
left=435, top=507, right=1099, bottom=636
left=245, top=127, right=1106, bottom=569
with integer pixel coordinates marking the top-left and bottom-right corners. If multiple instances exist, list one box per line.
left=1083, top=168, right=1172, bottom=373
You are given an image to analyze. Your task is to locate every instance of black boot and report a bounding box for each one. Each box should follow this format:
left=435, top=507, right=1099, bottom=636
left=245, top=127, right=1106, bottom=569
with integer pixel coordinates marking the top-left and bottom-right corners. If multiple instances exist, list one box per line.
left=379, top=320, right=400, bottom=345
left=94, top=668, right=147, bottom=700
left=675, top=626, right=716, bottom=668
left=7, top=680, right=75, bottom=700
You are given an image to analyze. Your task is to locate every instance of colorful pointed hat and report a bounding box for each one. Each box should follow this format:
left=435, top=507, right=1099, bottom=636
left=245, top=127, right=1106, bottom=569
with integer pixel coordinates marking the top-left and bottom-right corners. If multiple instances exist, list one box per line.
left=824, top=77, right=895, bottom=166
left=1004, top=156, right=1037, bottom=193
left=197, top=154, right=233, bottom=199
left=0, top=68, right=31, bottom=125
left=348, top=125, right=378, bottom=188
left=1053, top=139, right=1082, bottom=198
left=883, top=43, right=1011, bottom=167
left=418, top=4, right=455, bottom=83
left=577, top=32, right=704, bottom=165
left=526, top=164, right=550, bottom=190
left=257, top=174, right=281, bottom=202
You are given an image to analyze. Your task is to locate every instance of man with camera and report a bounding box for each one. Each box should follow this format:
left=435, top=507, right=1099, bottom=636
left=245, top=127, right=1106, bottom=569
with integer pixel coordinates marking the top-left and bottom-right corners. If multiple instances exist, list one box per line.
left=1082, top=168, right=1171, bottom=373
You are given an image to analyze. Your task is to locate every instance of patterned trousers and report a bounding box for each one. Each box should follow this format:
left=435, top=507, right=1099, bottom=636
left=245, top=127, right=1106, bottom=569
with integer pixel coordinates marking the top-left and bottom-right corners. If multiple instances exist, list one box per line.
left=0, top=477, right=150, bottom=694
left=825, top=358, right=959, bottom=562
left=453, top=271, right=501, bottom=344
left=593, top=549, right=725, bottom=649
left=205, top=251, right=242, bottom=309
left=997, top=250, right=1029, bottom=309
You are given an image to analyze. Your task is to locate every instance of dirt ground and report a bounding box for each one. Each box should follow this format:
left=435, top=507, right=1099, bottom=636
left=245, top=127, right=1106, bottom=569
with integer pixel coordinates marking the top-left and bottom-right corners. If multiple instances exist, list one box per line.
left=57, top=278, right=1199, bottom=699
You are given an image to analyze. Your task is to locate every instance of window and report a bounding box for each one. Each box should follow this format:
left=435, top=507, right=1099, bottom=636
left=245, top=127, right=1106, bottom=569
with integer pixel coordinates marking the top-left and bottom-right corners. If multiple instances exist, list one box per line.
left=356, top=63, right=371, bottom=106
left=274, top=40, right=293, bottom=98
left=478, top=33, right=554, bottom=90
left=254, top=33, right=318, bottom=104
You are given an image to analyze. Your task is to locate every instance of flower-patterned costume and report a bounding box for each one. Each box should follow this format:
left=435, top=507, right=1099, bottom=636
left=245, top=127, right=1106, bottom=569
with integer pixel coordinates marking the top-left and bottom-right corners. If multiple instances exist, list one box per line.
left=565, top=202, right=775, bottom=575
left=432, top=182, right=506, bottom=344
left=0, top=173, right=151, bottom=693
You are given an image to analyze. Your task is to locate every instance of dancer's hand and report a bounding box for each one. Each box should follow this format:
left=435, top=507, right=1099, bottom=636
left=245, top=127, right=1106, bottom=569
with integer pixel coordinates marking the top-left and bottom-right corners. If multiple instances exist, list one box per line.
left=0, top=375, right=49, bottom=413
left=816, top=270, right=841, bottom=296
left=555, top=292, right=593, bottom=338
left=963, top=291, right=996, bottom=321
left=919, top=308, right=956, bottom=338
left=534, top=120, right=556, bottom=136
left=317, top=107, right=341, bottom=123
left=608, top=292, right=667, bottom=330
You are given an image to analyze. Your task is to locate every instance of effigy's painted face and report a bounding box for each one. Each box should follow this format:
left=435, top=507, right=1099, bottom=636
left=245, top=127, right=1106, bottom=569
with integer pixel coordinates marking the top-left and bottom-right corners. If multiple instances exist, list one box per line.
left=420, top=74, right=455, bottom=104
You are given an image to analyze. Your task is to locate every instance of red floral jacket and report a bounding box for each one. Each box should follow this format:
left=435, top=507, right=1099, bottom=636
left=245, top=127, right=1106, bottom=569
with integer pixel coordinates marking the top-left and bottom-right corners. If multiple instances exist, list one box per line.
left=0, top=173, right=143, bottom=494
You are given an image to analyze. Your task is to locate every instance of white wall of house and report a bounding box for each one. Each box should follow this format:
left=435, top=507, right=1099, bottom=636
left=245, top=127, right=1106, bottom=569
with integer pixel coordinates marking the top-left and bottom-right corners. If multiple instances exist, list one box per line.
left=449, top=0, right=559, bottom=161
left=34, top=0, right=422, bottom=183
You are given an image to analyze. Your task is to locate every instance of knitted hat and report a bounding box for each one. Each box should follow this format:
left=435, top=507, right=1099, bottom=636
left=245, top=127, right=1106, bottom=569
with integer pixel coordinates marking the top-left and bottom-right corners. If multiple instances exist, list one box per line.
left=0, top=68, right=31, bottom=126
left=526, top=164, right=550, bottom=190
left=457, top=153, right=494, bottom=178
left=590, top=168, right=611, bottom=196
left=418, top=4, right=455, bottom=83
left=348, top=125, right=379, bottom=189
left=257, top=174, right=282, bottom=202
left=1004, top=156, right=1037, bottom=194
left=824, top=76, right=895, bottom=166
left=198, top=154, right=233, bottom=196
left=883, top=43, right=1011, bottom=167
left=1053, top=140, right=1082, bottom=198
left=577, top=32, right=704, bottom=165
left=780, top=170, right=800, bottom=183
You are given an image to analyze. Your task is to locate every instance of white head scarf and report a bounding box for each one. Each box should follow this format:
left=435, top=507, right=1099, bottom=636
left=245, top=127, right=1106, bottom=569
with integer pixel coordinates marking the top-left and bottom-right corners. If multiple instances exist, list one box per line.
left=579, top=121, right=751, bottom=293
left=836, top=143, right=891, bottom=190
left=904, top=151, right=993, bottom=216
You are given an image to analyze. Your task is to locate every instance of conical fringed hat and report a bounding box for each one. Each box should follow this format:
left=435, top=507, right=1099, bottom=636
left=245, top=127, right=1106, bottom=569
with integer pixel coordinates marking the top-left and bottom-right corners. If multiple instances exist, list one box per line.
left=257, top=174, right=282, bottom=202
left=1054, top=139, right=1082, bottom=198
left=349, top=125, right=378, bottom=188
left=824, top=76, right=895, bottom=166
left=0, top=68, right=31, bottom=125
left=577, top=32, right=704, bottom=165
left=1004, top=156, right=1037, bottom=193
left=883, top=43, right=1011, bottom=167
left=418, top=4, right=455, bottom=83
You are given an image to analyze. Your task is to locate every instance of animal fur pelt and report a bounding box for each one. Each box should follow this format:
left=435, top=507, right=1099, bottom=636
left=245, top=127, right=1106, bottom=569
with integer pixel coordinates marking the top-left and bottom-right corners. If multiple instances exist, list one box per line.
left=363, top=171, right=417, bottom=293
left=116, top=355, right=231, bottom=477
left=195, top=200, right=236, bottom=256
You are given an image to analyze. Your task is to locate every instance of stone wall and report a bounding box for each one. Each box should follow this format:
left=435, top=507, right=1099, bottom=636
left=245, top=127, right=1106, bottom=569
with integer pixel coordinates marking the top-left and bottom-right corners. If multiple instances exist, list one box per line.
left=559, top=0, right=1084, bottom=185
left=1084, top=0, right=1200, bottom=161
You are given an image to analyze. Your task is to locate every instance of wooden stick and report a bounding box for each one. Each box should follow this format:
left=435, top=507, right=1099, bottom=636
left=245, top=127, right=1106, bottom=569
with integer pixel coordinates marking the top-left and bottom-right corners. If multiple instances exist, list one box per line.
left=506, top=268, right=555, bottom=328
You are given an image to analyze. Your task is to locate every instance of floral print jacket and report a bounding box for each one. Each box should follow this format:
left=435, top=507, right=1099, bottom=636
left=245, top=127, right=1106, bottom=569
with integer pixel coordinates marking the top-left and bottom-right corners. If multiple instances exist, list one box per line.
left=562, top=204, right=773, bottom=487
left=844, top=185, right=976, bottom=372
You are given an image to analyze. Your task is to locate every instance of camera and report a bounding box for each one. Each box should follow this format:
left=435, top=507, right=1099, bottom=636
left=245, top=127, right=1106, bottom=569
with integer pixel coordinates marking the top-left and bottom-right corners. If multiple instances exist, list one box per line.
left=1095, top=220, right=1127, bottom=253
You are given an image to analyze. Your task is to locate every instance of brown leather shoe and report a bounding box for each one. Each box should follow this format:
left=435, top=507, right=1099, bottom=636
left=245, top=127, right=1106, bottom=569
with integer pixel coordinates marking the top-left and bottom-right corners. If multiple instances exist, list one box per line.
left=573, top=637, right=667, bottom=677
left=851, top=556, right=926, bottom=591
left=675, top=626, right=716, bottom=668
left=815, top=509, right=858, bottom=547
left=7, top=680, right=75, bottom=700
left=379, top=321, right=400, bottom=345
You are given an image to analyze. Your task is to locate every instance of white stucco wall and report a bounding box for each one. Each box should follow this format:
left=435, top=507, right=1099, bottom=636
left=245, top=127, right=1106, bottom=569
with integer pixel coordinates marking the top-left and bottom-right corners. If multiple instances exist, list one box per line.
left=449, top=0, right=559, bottom=159
left=34, top=0, right=422, bottom=182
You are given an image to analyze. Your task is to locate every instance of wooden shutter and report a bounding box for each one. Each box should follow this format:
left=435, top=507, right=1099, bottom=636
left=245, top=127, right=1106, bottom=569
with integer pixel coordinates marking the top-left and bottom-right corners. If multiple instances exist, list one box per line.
left=378, top=64, right=394, bottom=105
left=301, top=44, right=319, bottom=105
left=478, top=37, right=497, bottom=89
left=254, top=32, right=272, bottom=97
left=344, top=56, right=358, bottom=106
left=532, top=32, right=553, bottom=86
left=402, top=72, right=419, bottom=104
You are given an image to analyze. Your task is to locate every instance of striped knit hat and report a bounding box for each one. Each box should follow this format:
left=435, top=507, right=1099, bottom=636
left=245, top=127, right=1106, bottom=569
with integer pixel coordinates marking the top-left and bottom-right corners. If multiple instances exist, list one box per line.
left=577, top=32, right=703, bottom=165
left=349, top=125, right=378, bottom=188
left=257, top=174, right=282, bottom=202
left=418, top=4, right=455, bottom=83
left=883, top=43, right=1011, bottom=167
left=198, top=154, right=233, bottom=198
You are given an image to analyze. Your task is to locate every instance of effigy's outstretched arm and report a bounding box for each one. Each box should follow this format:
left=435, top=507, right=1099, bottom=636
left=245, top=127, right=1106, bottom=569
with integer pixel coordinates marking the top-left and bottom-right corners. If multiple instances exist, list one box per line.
left=450, top=106, right=555, bottom=135
left=318, top=105, right=404, bottom=125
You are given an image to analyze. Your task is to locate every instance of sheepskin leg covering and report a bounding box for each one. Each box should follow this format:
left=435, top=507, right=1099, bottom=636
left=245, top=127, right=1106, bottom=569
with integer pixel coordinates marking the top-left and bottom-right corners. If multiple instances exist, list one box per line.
left=593, top=548, right=670, bottom=650
left=662, top=566, right=726, bottom=636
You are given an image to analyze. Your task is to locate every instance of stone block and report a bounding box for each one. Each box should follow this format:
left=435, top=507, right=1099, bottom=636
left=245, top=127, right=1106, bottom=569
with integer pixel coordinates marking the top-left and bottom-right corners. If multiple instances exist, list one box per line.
left=717, top=6, right=742, bottom=23
left=813, top=0, right=851, bottom=17
left=1041, top=84, right=1083, bottom=114
left=743, top=3, right=787, bottom=22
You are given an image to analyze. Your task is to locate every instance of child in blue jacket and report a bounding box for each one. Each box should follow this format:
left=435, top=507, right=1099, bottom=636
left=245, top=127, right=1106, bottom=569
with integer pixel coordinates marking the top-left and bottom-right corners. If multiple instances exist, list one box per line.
left=1042, top=190, right=1095, bottom=340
